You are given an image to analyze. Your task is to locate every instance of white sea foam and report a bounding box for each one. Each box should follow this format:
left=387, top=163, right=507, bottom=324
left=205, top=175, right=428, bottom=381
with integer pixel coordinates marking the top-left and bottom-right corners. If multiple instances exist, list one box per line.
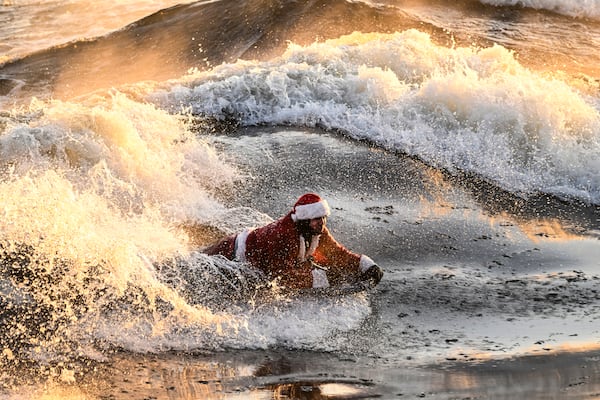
left=478, top=0, right=600, bottom=20
left=151, top=30, right=600, bottom=204
left=0, top=93, right=245, bottom=354
left=0, top=91, right=370, bottom=357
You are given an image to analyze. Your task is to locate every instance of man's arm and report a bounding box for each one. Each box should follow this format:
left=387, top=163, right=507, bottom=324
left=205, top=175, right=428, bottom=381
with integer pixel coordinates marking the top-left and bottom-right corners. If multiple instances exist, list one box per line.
left=315, top=228, right=383, bottom=285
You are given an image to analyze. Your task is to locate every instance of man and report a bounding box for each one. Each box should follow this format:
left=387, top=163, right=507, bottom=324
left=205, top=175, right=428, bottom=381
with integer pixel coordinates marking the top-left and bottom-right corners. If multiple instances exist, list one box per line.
left=203, top=193, right=383, bottom=289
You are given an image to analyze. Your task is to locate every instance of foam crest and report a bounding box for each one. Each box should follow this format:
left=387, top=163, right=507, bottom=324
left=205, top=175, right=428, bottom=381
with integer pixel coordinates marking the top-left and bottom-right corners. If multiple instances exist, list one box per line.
left=2, top=93, right=237, bottom=219
left=478, top=0, right=600, bottom=20
left=152, top=30, right=600, bottom=203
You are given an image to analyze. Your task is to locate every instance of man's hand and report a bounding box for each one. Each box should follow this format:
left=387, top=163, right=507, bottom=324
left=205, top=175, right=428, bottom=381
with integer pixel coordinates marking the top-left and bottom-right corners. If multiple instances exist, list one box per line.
left=361, top=265, right=383, bottom=285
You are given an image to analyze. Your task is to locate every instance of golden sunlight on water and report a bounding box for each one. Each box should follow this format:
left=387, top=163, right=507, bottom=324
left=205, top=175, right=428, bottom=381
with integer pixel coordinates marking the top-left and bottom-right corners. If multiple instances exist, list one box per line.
left=319, top=383, right=366, bottom=397
left=517, top=219, right=583, bottom=242
left=34, top=387, right=89, bottom=400
left=490, top=213, right=583, bottom=242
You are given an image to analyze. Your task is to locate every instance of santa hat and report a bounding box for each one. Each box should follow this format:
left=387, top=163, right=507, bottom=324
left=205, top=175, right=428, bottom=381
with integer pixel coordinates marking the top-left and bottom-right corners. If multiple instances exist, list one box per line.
left=291, top=193, right=331, bottom=221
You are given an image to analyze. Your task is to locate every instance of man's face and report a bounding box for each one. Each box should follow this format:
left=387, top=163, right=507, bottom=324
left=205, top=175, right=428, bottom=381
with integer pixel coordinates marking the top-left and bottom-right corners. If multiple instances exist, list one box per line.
left=308, top=216, right=327, bottom=235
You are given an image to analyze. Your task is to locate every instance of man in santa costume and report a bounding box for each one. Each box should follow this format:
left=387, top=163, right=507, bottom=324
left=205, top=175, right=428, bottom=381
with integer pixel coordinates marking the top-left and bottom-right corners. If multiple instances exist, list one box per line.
left=203, top=193, right=383, bottom=289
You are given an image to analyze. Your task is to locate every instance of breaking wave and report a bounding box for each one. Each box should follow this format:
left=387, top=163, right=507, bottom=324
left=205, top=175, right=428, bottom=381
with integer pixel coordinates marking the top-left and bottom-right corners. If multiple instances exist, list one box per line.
left=149, top=30, right=600, bottom=204
left=478, top=0, right=600, bottom=20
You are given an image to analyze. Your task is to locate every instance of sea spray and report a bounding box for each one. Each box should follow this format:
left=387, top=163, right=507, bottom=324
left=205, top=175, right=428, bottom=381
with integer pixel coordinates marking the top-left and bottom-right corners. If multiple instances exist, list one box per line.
left=1, top=93, right=238, bottom=216
left=0, top=92, right=245, bottom=379
left=478, top=0, right=600, bottom=20
left=0, top=91, right=373, bottom=387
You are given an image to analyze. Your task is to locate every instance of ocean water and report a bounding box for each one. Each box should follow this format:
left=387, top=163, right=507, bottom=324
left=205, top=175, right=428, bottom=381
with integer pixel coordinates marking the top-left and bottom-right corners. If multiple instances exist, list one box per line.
left=1, top=0, right=600, bottom=398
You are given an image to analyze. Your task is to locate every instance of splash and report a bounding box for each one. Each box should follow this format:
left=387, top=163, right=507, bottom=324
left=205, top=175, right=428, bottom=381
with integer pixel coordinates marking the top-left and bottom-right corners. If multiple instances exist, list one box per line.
left=0, top=90, right=374, bottom=386
left=0, top=91, right=246, bottom=377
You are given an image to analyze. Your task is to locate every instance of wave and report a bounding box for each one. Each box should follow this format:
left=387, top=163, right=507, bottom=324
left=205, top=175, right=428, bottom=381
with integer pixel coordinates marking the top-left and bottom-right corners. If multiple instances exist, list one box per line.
left=149, top=30, right=600, bottom=204
left=0, top=0, right=194, bottom=62
left=0, top=0, right=428, bottom=103
left=0, top=94, right=226, bottom=362
left=0, top=91, right=371, bottom=380
left=1, top=0, right=600, bottom=380
left=2, top=0, right=599, bottom=106
left=478, top=0, right=600, bottom=20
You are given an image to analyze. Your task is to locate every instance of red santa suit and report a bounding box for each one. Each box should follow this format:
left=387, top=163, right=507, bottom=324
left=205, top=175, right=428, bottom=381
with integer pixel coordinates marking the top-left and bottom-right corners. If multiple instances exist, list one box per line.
left=204, top=193, right=377, bottom=289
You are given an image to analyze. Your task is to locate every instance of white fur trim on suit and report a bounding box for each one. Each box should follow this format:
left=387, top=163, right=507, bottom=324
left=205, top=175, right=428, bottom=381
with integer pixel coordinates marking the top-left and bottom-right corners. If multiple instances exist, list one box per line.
left=291, top=199, right=331, bottom=221
left=359, top=254, right=376, bottom=272
left=234, top=229, right=252, bottom=262
left=312, top=268, right=329, bottom=288
left=298, top=234, right=321, bottom=262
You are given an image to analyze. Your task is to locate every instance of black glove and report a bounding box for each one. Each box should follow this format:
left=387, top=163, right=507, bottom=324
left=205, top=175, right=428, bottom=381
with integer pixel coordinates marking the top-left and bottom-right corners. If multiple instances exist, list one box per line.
left=361, top=265, right=383, bottom=285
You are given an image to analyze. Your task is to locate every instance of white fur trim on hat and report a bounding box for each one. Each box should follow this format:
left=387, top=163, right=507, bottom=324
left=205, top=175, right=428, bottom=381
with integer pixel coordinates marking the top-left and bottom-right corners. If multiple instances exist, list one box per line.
left=359, top=254, right=376, bottom=272
left=291, top=199, right=331, bottom=221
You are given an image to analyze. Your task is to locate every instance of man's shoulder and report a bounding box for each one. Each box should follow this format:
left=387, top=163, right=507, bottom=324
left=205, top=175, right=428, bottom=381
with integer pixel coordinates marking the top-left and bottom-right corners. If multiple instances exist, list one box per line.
left=320, top=226, right=336, bottom=240
left=254, top=213, right=296, bottom=236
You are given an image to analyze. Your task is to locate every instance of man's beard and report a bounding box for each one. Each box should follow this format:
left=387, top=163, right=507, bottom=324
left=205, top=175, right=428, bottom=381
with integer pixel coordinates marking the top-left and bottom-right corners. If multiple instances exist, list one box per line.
left=296, top=219, right=321, bottom=238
